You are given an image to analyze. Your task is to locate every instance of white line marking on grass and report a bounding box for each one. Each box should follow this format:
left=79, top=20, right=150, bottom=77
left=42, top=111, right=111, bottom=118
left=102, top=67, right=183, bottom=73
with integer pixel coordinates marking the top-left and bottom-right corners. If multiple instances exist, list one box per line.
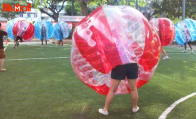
left=159, top=92, right=196, bottom=119
left=7, top=42, right=72, bottom=48
left=7, top=42, right=72, bottom=46
left=167, top=53, right=194, bottom=55
left=6, top=57, right=70, bottom=61
left=7, top=42, right=45, bottom=45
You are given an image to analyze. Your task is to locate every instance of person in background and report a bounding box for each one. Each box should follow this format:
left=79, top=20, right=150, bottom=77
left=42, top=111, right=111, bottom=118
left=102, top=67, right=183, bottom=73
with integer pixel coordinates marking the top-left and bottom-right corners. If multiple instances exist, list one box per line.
left=13, top=26, right=26, bottom=48
left=41, top=23, right=47, bottom=47
left=14, top=36, right=23, bottom=48
left=182, top=24, right=194, bottom=54
left=58, top=25, right=65, bottom=46
left=0, top=23, right=8, bottom=72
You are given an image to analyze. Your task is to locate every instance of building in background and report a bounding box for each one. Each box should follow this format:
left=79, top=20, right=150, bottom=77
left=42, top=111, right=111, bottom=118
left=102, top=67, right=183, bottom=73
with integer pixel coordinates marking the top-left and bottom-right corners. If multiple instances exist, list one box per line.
left=17, top=8, right=42, bottom=22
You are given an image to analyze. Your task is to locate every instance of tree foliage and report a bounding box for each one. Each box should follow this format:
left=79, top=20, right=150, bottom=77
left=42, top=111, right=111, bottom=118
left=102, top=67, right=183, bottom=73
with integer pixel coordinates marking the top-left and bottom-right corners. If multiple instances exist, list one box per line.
left=117, top=0, right=147, bottom=7
left=65, top=0, right=107, bottom=16
left=65, top=0, right=82, bottom=15
left=152, top=0, right=196, bottom=19
left=33, top=0, right=67, bottom=22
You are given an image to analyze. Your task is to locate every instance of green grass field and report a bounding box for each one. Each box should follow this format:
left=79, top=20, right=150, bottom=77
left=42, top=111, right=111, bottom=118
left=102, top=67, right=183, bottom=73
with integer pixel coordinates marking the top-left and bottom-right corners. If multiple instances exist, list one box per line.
left=0, top=43, right=196, bottom=119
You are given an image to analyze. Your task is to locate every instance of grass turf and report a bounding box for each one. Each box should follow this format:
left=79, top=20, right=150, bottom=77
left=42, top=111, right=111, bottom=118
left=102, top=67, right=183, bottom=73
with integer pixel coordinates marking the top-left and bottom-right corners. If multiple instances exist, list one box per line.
left=0, top=44, right=195, bottom=119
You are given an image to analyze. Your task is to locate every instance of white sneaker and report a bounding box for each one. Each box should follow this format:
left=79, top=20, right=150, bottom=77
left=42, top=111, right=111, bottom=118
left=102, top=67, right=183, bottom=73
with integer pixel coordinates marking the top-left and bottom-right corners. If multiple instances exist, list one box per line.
left=191, top=50, right=194, bottom=54
left=182, top=50, right=186, bottom=53
left=132, top=106, right=139, bottom=113
left=162, top=56, right=169, bottom=60
left=98, top=109, right=109, bottom=115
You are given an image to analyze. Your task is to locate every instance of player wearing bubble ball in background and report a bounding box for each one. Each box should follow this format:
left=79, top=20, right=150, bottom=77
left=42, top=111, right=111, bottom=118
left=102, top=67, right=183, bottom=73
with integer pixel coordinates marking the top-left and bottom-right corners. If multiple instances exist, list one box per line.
left=182, top=24, right=194, bottom=54
left=41, top=23, right=47, bottom=47
left=57, top=25, right=65, bottom=46
left=0, top=23, right=8, bottom=72
left=149, top=18, right=176, bottom=60
left=13, top=27, right=25, bottom=48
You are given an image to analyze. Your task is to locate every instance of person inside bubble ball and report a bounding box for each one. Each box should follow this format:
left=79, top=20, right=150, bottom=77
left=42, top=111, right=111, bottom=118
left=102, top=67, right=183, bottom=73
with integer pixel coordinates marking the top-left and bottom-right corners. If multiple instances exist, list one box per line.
left=41, top=23, right=47, bottom=47
left=14, top=36, right=23, bottom=48
left=182, top=25, right=194, bottom=54
left=57, top=25, right=65, bottom=46
left=0, top=23, right=8, bottom=72
left=13, top=27, right=26, bottom=48
left=57, top=39, right=63, bottom=46
left=99, top=63, right=139, bottom=115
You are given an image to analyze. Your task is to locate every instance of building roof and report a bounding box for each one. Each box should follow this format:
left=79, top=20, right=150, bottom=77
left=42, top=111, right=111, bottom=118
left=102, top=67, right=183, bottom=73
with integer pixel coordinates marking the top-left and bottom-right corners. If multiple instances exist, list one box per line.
left=59, top=16, right=85, bottom=22
left=0, top=17, right=8, bottom=22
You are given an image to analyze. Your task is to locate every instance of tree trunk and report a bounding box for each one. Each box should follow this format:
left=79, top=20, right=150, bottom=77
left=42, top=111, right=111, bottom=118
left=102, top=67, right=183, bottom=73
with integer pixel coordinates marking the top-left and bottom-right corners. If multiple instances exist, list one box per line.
left=54, top=13, right=59, bottom=22
left=106, top=0, right=109, bottom=4
left=80, top=0, right=88, bottom=16
left=6, top=15, right=10, bottom=21
left=71, top=0, right=75, bottom=16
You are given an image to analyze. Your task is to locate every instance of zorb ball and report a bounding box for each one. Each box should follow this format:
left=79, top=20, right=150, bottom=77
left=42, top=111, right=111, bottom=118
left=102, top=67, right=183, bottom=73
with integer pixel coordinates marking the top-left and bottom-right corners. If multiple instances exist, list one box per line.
left=6, top=20, right=15, bottom=40
left=184, top=19, right=196, bottom=40
left=175, top=19, right=196, bottom=45
left=34, top=20, right=54, bottom=40
left=6, top=18, right=27, bottom=40
left=12, top=20, right=35, bottom=41
left=71, top=5, right=161, bottom=95
left=149, top=18, right=175, bottom=46
left=53, top=21, right=70, bottom=41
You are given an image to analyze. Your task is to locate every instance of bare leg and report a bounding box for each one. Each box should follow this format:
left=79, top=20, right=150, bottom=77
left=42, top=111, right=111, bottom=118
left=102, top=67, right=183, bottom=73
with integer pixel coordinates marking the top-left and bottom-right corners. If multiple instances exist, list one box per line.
left=184, top=43, right=187, bottom=50
left=187, top=42, right=193, bottom=51
left=61, top=41, right=63, bottom=46
left=41, top=40, right=43, bottom=47
left=14, top=41, right=17, bottom=48
left=161, top=47, right=169, bottom=59
left=17, top=41, right=19, bottom=47
left=103, top=79, right=121, bottom=111
left=45, top=40, right=47, bottom=46
left=1, top=58, right=6, bottom=70
left=161, top=47, right=168, bottom=57
left=128, top=79, right=138, bottom=108
left=14, top=41, right=19, bottom=48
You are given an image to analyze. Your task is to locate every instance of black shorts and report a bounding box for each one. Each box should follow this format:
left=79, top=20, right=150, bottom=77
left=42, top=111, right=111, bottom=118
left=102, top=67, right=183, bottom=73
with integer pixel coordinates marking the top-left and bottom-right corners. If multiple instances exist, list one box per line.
left=111, top=63, right=138, bottom=80
left=15, top=36, right=23, bottom=42
left=0, top=49, right=6, bottom=59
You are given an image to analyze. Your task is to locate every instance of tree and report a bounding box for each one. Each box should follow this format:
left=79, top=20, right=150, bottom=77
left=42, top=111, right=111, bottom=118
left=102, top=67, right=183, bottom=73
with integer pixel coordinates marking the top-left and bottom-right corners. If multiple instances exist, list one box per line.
left=87, top=1, right=100, bottom=13
left=0, top=0, right=27, bottom=20
left=65, top=0, right=81, bottom=15
left=78, top=0, right=107, bottom=16
left=186, top=0, right=196, bottom=18
left=34, top=0, right=67, bottom=22
left=71, top=0, right=75, bottom=15
left=65, top=0, right=107, bottom=16
left=106, top=0, right=118, bottom=5
left=117, top=0, right=147, bottom=7
left=79, top=0, right=89, bottom=16
left=152, top=0, right=196, bottom=19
